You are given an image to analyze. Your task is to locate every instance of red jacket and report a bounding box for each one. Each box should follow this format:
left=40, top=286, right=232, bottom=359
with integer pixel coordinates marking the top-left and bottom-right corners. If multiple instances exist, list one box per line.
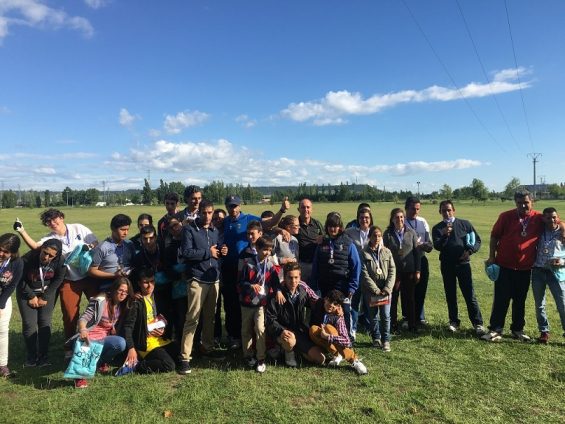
left=491, top=209, right=543, bottom=270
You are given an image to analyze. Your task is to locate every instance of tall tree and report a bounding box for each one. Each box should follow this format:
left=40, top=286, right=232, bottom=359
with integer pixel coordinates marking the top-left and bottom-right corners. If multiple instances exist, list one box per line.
left=141, top=178, right=154, bottom=205
left=439, top=184, right=453, bottom=199
left=471, top=178, right=489, bottom=201
left=503, top=177, right=521, bottom=199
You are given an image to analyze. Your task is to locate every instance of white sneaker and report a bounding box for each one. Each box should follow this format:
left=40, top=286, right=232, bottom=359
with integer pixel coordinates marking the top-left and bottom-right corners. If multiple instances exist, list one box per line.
left=328, top=353, right=343, bottom=367
left=256, top=361, right=266, bottom=373
left=352, top=359, right=368, bottom=375
left=448, top=322, right=459, bottom=332
left=481, top=331, right=502, bottom=342
left=474, top=325, right=487, bottom=336
left=383, top=341, right=391, bottom=352
left=511, top=330, right=531, bottom=342
left=284, top=350, right=297, bottom=367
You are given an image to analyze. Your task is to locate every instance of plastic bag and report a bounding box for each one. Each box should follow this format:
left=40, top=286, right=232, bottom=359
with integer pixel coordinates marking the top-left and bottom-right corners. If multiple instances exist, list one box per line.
left=63, top=339, right=104, bottom=379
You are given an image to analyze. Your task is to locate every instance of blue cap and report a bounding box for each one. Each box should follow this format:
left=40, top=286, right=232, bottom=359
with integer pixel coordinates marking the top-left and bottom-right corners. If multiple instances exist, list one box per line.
left=485, top=263, right=500, bottom=282
left=225, top=195, right=242, bottom=206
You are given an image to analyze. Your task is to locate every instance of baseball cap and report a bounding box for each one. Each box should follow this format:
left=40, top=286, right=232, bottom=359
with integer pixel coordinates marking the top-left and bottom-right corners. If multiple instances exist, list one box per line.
left=225, top=195, right=242, bottom=206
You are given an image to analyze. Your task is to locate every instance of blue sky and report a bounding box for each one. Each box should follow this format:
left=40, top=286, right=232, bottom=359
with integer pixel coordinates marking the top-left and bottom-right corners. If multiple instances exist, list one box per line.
left=1, top=0, right=564, bottom=193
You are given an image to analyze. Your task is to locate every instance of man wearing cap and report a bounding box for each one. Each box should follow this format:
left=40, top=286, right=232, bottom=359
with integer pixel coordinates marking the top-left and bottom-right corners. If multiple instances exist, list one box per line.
left=221, top=194, right=290, bottom=349
left=482, top=190, right=547, bottom=342
left=432, top=200, right=485, bottom=336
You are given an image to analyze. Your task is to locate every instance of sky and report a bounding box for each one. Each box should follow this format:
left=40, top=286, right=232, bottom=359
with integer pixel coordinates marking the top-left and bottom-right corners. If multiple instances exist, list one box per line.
left=1, top=0, right=564, bottom=194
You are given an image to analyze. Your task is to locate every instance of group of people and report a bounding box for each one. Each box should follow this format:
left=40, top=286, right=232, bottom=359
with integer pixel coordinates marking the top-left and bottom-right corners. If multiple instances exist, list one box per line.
left=0, top=186, right=563, bottom=388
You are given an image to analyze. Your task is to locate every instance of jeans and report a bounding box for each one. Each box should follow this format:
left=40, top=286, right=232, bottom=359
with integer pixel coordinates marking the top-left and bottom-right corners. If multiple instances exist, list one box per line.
left=488, top=267, right=531, bottom=332
left=99, top=335, right=126, bottom=364
left=440, top=261, right=483, bottom=326
left=368, top=301, right=391, bottom=343
left=350, top=289, right=371, bottom=338
left=531, top=267, right=565, bottom=333
left=17, top=289, right=58, bottom=361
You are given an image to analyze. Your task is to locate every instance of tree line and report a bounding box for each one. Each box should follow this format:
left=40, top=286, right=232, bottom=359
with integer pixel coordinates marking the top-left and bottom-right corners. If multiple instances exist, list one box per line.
left=2, top=177, right=564, bottom=209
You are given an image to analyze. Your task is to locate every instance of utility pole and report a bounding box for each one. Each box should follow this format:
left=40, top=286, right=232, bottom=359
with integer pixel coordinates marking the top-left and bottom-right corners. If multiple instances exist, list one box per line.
left=417, top=181, right=421, bottom=196
left=527, top=153, right=542, bottom=199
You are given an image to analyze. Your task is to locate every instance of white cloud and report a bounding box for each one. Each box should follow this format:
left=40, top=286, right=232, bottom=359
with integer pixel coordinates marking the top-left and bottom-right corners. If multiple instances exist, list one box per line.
left=34, top=167, right=56, bottom=175
left=235, top=114, right=257, bottom=128
left=0, top=0, right=94, bottom=42
left=84, top=0, right=108, bottom=9
left=118, top=108, right=138, bottom=127
left=282, top=68, right=532, bottom=125
left=108, top=139, right=485, bottom=186
left=163, top=110, right=209, bottom=134
left=148, top=128, right=161, bottom=138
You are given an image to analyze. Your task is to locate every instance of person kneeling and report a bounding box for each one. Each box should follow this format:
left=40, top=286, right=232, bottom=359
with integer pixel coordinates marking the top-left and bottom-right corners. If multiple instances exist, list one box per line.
left=309, top=290, right=368, bottom=375
left=122, top=268, right=179, bottom=375
left=266, top=262, right=325, bottom=367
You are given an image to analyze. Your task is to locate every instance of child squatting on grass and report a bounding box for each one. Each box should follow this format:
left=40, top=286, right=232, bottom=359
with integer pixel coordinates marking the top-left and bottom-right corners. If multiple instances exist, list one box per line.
left=309, top=289, right=368, bottom=375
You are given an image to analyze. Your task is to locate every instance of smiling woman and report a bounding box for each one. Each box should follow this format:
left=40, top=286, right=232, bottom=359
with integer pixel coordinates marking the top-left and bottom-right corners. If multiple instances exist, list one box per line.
left=14, top=208, right=99, bottom=354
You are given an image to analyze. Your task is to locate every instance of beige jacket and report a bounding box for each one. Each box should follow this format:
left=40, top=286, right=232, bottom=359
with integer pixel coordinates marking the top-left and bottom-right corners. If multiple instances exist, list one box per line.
left=360, top=244, right=396, bottom=296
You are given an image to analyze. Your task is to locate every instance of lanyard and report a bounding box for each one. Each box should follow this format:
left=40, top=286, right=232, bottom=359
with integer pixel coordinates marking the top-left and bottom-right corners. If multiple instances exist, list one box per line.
left=395, top=228, right=404, bottom=246
left=146, top=295, right=157, bottom=319
left=406, top=219, right=418, bottom=232
left=38, top=265, right=49, bottom=293
left=518, top=212, right=531, bottom=236
left=0, top=258, right=10, bottom=275
left=256, top=258, right=268, bottom=286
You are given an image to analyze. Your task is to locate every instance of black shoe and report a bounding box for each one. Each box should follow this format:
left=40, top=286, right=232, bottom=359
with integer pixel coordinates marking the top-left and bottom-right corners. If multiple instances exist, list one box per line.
left=178, top=360, right=192, bottom=375
left=200, top=348, right=226, bottom=361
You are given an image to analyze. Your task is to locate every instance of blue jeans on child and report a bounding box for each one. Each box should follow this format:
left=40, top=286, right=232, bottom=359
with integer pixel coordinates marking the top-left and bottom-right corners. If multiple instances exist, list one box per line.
left=369, top=303, right=391, bottom=343
left=531, top=267, right=565, bottom=333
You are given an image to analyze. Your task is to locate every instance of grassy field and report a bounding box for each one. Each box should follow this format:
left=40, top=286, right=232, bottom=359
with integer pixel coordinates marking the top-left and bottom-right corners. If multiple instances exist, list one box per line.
left=1, top=200, right=565, bottom=423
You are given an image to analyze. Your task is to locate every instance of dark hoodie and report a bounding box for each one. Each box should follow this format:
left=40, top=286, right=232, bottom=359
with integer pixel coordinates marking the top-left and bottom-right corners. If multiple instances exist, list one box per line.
left=20, top=239, right=67, bottom=300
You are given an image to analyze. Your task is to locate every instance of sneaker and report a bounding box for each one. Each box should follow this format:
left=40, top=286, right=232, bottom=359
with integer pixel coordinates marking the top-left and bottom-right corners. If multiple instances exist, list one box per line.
left=115, top=363, right=136, bottom=377
left=214, top=337, right=222, bottom=349
left=256, top=360, right=266, bottom=373
left=0, top=365, right=15, bottom=378
left=200, top=348, right=226, bottom=361
left=352, top=359, right=368, bottom=375
left=372, top=339, right=383, bottom=348
left=23, top=359, right=37, bottom=368
left=383, top=341, right=391, bottom=352
left=178, top=360, right=192, bottom=375
left=448, top=322, right=459, bottom=332
left=481, top=331, right=502, bottom=342
left=328, top=354, right=343, bottom=367
left=538, top=332, right=549, bottom=344
left=74, top=378, right=88, bottom=389
left=246, top=357, right=257, bottom=368
left=511, top=330, right=531, bottom=342
left=267, top=346, right=281, bottom=360
left=228, top=337, right=242, bottom=350
left=400, top=321, right=409, bottom=331
left=97, top=363, right=111, bottom=374
left=419, top=319, right=429, bottom=326
left=284, top=350, right=297, bottom=367
left=36, top=357, right=51, bottom=368
left=474, top=325, right=487, bottom=336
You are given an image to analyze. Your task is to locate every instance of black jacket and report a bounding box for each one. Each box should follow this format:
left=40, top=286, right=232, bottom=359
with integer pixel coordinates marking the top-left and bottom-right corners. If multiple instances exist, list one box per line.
left=266, top=285, right=316, bottom=339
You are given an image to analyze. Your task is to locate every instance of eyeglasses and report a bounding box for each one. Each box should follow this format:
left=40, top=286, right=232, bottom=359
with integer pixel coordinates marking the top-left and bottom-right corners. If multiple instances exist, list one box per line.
left=116, top=289, right=129, bottom=295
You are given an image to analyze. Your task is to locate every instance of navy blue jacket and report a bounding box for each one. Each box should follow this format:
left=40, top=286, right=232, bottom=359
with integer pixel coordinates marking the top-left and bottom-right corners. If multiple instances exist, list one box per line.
left=181, top=219, right=221, bottom=283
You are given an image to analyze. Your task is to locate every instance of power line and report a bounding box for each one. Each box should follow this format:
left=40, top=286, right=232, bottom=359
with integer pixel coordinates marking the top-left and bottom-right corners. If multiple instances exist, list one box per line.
left=455, top=0, right=523, bottom=153
left=400, top=0, right=506, bottom=153
left=504, top=0, right=535, bottom=151
left=527, top=152, right=542, bottom=199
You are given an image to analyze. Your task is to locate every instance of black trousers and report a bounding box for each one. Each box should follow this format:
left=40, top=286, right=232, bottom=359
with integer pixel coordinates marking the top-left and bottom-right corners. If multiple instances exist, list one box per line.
left=137, top=341, right=179, bottom=374
left=488, top=267, right=531, bottom=332
left=221, top=262, right=241, bottom=339
left=440, top=261, right=483, bottom=326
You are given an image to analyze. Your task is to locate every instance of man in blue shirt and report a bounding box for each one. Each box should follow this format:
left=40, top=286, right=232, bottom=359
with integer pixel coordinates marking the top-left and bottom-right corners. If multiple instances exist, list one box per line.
left=221, top=194, right=289, bottom=349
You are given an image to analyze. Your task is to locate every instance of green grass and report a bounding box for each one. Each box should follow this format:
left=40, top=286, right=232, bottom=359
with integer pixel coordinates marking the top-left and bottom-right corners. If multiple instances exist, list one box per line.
left=1, top=201, right=565, bottom=423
